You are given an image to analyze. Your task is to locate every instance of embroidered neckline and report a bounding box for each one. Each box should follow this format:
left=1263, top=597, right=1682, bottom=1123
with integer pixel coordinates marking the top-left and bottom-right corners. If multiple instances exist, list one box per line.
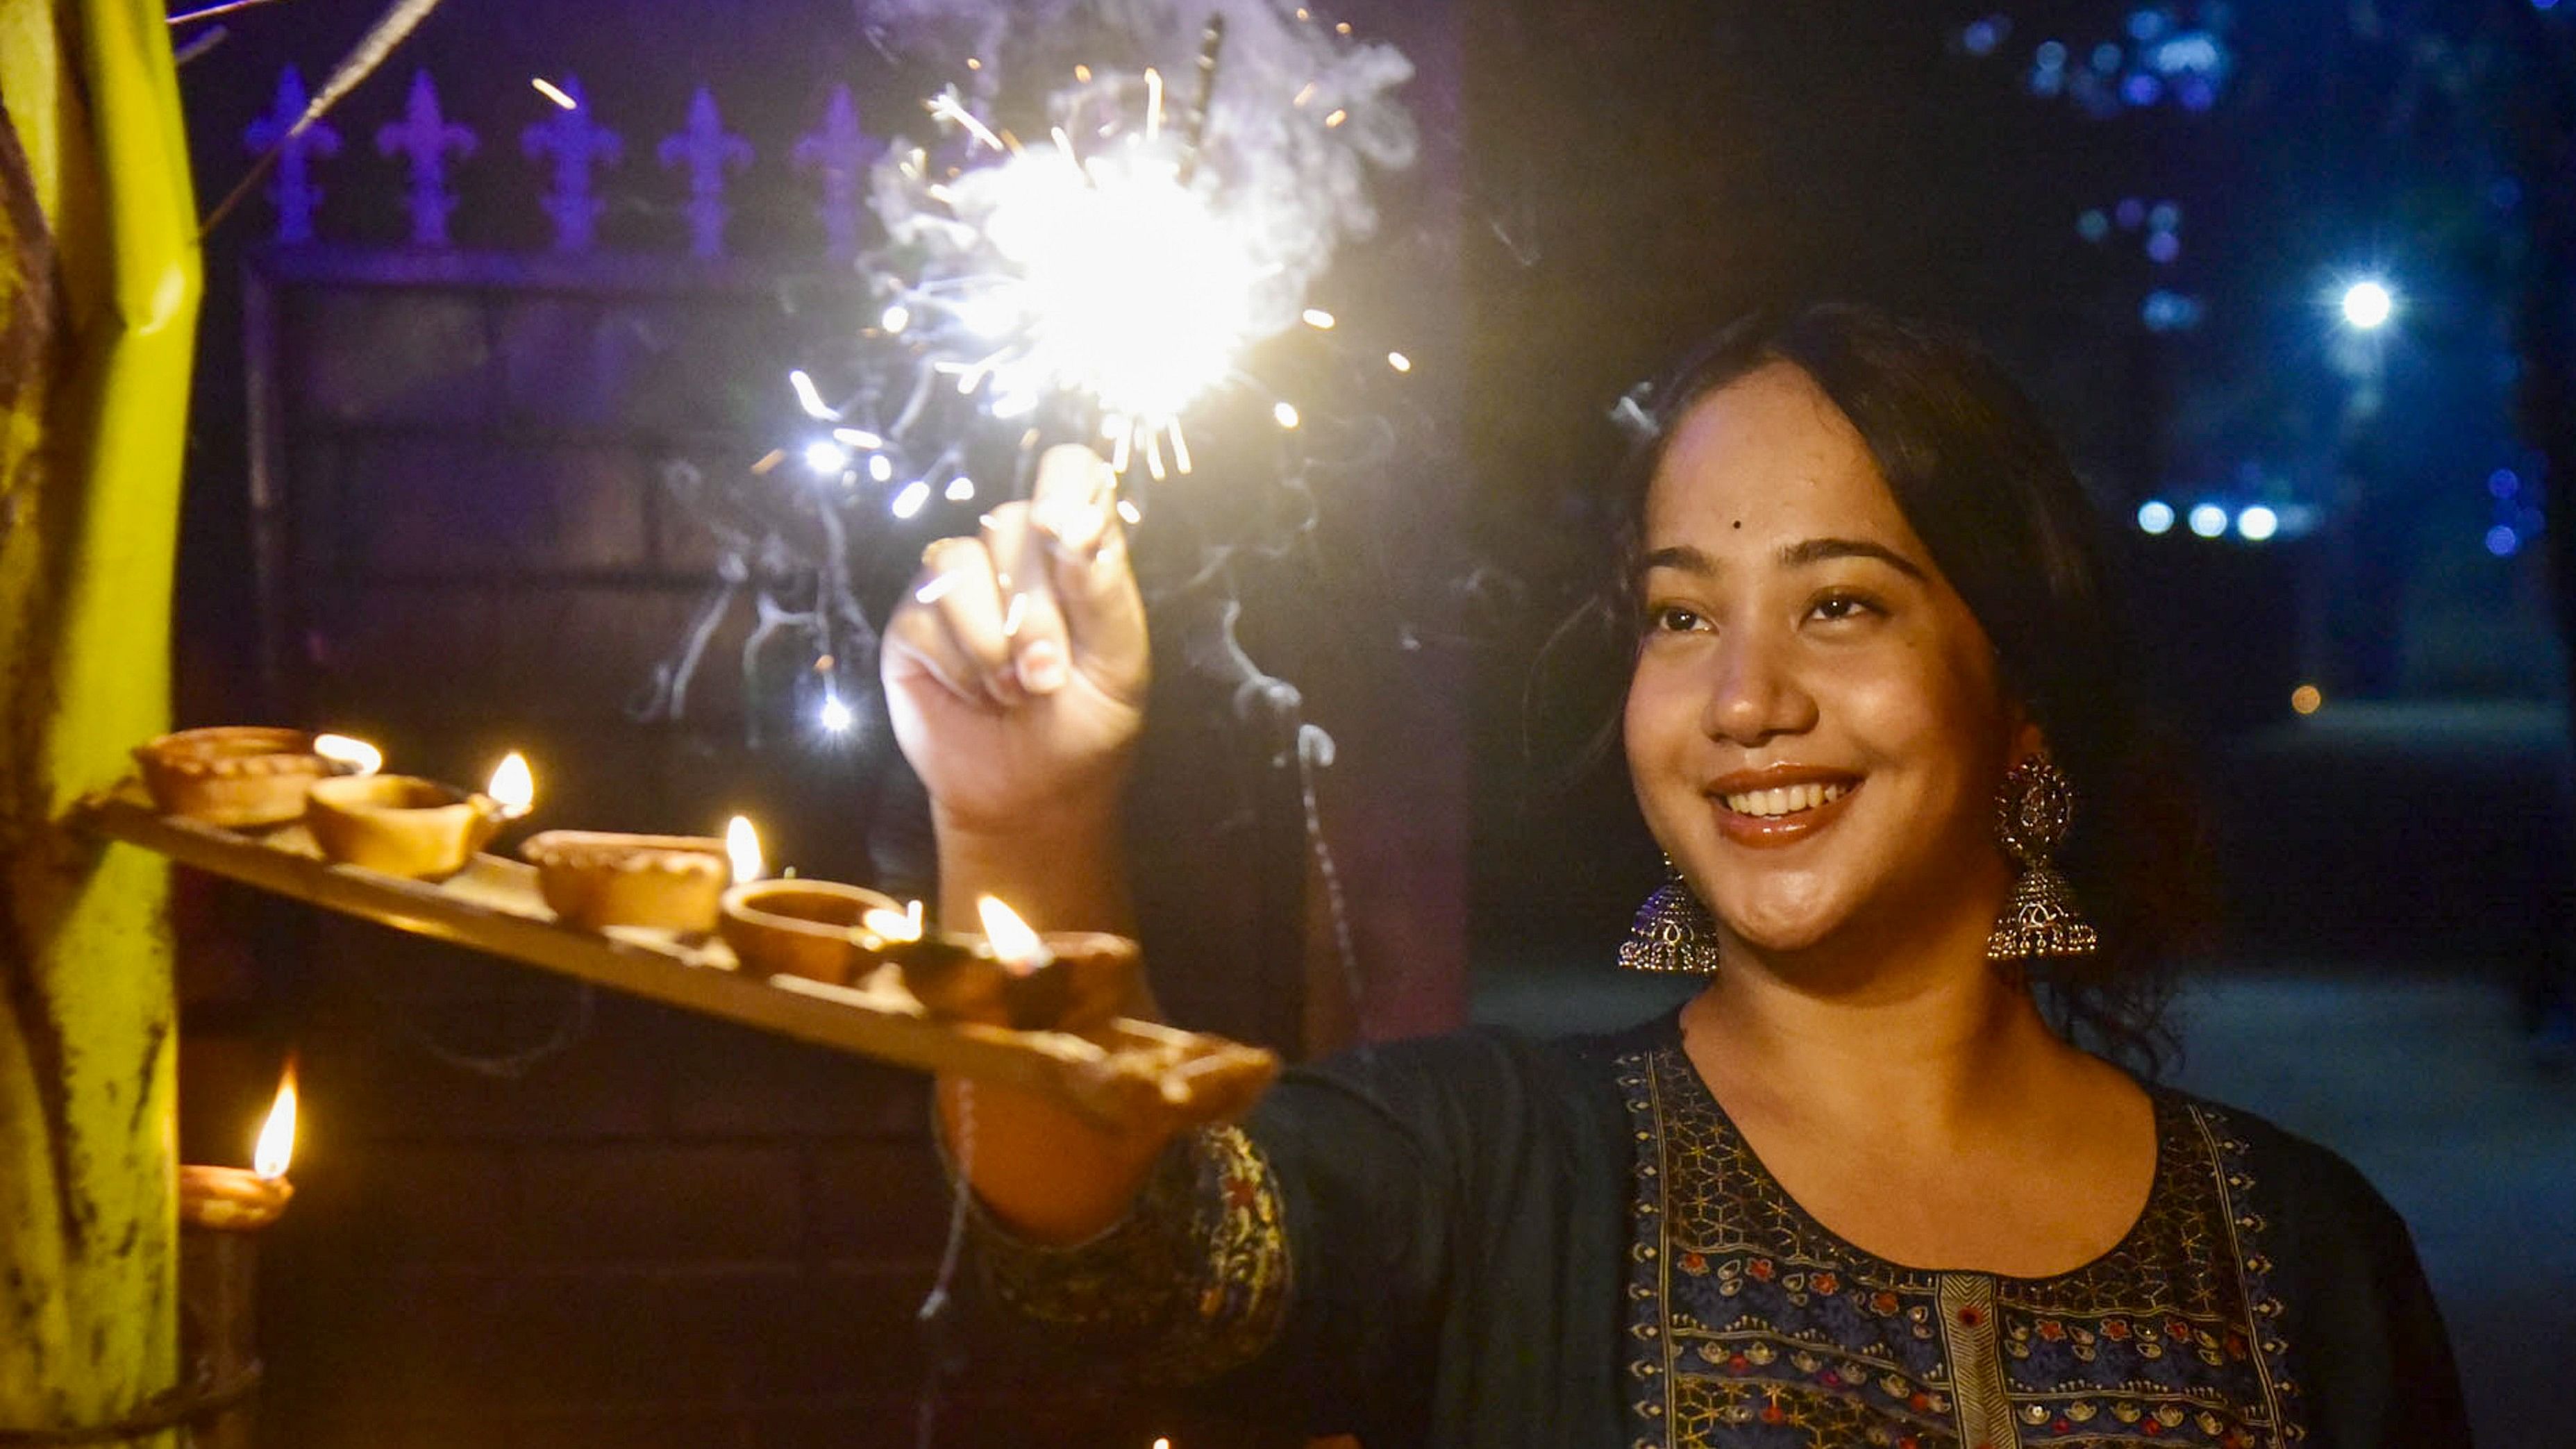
left=1617, top=1027, right=2305, bottom=1448
left=1655, top=1018, right=2181, bottom=1287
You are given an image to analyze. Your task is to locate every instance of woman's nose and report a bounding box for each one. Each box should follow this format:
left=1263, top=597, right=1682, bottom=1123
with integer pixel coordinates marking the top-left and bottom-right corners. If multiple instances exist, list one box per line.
left=1698, top=628, right=1818, bottom=746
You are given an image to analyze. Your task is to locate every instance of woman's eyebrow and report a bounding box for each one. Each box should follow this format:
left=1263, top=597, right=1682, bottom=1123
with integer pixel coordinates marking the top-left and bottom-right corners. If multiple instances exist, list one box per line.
left=1776, top=536, right=1928, bottom=580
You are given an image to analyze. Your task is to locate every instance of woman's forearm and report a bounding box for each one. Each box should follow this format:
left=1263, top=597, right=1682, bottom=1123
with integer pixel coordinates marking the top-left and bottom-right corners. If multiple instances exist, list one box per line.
left=930, top=797, right=1176, bottom=1242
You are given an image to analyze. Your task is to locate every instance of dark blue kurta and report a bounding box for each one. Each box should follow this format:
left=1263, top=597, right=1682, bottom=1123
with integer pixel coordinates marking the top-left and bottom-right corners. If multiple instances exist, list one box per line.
left=973, top=1013, right=2467, bottom=1448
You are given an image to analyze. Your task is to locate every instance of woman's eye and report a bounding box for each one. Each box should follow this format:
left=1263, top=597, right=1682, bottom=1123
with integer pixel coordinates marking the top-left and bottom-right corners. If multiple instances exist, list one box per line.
left=1808, top=593, right=1880, bottom=623
left=1649, top=605, right=1707, bottom=634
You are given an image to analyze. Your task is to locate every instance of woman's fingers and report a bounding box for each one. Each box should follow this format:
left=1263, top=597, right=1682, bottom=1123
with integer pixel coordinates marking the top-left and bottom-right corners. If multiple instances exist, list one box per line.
left=887, top=446, right=1147, bottom=710
left=892, top=533, right=1022, bottom=708
left=1026, top=446, right=1149, bottom=704
left=982, top=507, right=1073, bottom=699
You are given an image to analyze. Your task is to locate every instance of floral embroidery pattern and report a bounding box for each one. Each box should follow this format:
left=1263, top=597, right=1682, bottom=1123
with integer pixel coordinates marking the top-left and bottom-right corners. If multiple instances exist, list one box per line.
left=971, top=1123, right=1292, bottom=1387
left=1621, top=1044, right=2303, bottom=1448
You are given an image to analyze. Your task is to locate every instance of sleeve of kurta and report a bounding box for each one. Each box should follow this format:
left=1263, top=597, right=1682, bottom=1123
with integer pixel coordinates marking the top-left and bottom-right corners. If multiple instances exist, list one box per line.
left=2264, top=1130, right=2474, bottom=1448
left=963, top=1032, right=1538, bottom=1425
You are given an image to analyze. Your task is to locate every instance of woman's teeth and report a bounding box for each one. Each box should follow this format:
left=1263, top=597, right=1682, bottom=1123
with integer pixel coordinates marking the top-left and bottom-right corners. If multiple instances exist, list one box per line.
left=1722, top=782, right=1848, bottom=818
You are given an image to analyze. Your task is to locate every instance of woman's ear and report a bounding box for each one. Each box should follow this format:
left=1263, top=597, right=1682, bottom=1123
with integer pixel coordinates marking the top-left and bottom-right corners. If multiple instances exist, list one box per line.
left=2007, top=712, right=2048, bottom=768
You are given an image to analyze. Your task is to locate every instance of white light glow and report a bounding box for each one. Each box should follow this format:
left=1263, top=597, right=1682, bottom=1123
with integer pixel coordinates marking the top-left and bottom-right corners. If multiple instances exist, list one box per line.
left=789, top=369, right=838, bottom=420
left=2187, top=503, right=2230, bottom=539
left=1273, top=401, right=1300, bottom=428
left=833, top=427, right=885, bottom=450
left=953, top=147, right=1261, bottom=425
left=530, top=77, right=578, bottom=111
left=804, top=440, right=850, bottom=475
left=869, top=453, right=896, bottom=483
left=2135, top=500, right=2175, bottom=535
left=891, top=480, right=931, bottom=518
left=1301, top=308, right=1336, bottom=330
left=880, top=303, right=911, bottom=334
left=2236, top=505, right=2280, bottom=542
left=818, top=690, right=853, bottom=732
left=945, top=476, right=976, bottom=501
left=1386, top=351, right=1412, bottom=373
left=726, top=814, right=763, bottom=883
left=2340, top=280, right=2393, bottom=330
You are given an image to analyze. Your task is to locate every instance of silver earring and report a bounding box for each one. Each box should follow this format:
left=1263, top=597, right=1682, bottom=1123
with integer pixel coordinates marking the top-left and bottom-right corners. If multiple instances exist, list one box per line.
left=1619, top=860, right=1723, bottom=973
left=1987, top=755, right=2100, bottom=961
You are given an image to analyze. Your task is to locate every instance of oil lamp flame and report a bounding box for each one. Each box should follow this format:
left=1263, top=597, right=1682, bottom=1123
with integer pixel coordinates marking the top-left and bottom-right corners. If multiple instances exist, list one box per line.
left=726, top=815, right=763, bottom=884
left=487, top=752, right=535, bottom=818
left=253, top=1068, right=297, bottom=1181
left=976, top=895, right=1050, bottom=973
left=860, top=903, right=923, bottom=944
left=312, top=733, right=383, bottom=776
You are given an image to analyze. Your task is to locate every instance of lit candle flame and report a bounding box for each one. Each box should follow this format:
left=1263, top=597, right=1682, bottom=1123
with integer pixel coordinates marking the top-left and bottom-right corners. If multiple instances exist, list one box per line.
left=312, top=733, right=383, bottom=776
left=976, top=895, right=1052, bottom=973
left=860, top=903, right=923, bottom=945
left=487, top=752, right=535, bottom=819
left=253, top=1066, right=297, bottom=1181
left=726, top=815, right=763, bottom=884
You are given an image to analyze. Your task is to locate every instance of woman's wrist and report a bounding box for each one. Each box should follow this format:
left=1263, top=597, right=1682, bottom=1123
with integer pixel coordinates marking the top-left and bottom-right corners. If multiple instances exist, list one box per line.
left=932, top=791, right=1135, bottom=937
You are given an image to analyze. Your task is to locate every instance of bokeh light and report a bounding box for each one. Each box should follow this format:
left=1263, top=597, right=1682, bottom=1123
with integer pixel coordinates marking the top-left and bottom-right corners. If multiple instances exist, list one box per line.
left=2188, top=503, right=2230, bottom=538
left=2340, top=280, right=2394, bottom=330
left=2291, top=685, right=2323, bottom=716
left=2236, top=505, right=2280, bottom=542
left=2136, top=500, right=2176, bottom=535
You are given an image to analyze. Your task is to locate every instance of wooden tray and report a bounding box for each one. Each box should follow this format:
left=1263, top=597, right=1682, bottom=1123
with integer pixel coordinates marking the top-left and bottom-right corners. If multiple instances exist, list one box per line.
left=77, top=783, right=1278, bottom=1131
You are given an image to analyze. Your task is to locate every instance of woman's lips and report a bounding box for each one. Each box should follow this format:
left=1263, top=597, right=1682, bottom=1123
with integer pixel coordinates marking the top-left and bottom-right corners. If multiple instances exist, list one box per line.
left=1707, top=775, right=1863, bottom=848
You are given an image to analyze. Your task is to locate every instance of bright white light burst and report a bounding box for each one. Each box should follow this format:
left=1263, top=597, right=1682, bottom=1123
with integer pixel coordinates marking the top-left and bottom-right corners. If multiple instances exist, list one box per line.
left=2340, top=280, right=2393, bottom=331
left=959, top=146, right=1260, bottom=427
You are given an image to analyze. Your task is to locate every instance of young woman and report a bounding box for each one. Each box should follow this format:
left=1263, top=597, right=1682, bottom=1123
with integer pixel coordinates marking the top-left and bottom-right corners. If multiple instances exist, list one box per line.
left=883, top=305, right=2468, bottom=1448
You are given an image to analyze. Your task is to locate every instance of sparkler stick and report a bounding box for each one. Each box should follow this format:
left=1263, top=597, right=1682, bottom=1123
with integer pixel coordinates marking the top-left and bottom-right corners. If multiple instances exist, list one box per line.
left=1177, top=15, right=1229, bottom=185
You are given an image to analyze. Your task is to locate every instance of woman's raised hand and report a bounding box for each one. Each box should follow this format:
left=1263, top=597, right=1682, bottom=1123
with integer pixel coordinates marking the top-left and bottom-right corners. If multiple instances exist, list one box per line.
left=881, top=445, right=1149, bottom=841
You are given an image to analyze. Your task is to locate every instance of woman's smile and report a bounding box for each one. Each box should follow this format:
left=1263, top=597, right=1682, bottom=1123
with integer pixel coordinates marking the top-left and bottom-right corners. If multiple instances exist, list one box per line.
left=1709, top=767, right=1863, bottom=848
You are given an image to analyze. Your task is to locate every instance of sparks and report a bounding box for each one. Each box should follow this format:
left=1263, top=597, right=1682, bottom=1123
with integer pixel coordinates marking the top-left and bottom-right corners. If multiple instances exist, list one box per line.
left=530, top=76, right=578, bottom=110
left=789, top=369, right=837, bottom=420
left=926, top=88, right=1005, bottom=153
left=891, top=480, right=931, bottom=519
left=833, top=426, right=884, bottom=450
left=1273, top=401, right=1300, bottom=428
left=1387, top=350, right=1413, bottom=373
left=948, top=143, right=1260, bottom=426
left=1302, top=308, right=1337, bottom=329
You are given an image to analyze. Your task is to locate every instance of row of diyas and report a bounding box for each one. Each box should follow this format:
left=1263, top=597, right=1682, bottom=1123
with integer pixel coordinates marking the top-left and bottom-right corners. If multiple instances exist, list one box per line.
left=132, top=726, right=1136, bottom=1034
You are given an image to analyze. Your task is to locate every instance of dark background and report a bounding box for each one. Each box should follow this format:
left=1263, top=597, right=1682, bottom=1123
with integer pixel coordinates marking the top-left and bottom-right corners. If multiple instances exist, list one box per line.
left=161, top=0, right=2573, bottom=1444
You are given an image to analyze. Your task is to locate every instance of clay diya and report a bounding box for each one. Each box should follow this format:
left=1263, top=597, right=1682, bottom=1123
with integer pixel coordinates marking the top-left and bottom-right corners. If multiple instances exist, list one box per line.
left=135, top=726, right=335, bottom=828
left=305, top=775, right=508, bottom=880
left=719, top=879, right=905, bottom=985
left=523, top=830, right=730, bottom=932
left=890, top=897, right=1142, bottom=1035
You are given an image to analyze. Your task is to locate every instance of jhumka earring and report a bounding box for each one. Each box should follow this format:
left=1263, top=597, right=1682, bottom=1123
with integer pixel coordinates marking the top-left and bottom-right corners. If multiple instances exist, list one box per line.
left=1619, top=860, right=1723, bottom=974
left=1987, top=755, right=2100, bottom=961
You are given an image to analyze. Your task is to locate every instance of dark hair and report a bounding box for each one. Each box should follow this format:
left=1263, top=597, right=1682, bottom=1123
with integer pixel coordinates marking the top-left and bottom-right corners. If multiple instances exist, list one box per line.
left=1608, top=303, right=2209, bottom=1075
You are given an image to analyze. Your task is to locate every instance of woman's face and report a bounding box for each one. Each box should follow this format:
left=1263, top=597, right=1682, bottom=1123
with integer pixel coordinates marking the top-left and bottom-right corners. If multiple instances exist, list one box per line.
left=1624, top=362, right=2025, bottom=959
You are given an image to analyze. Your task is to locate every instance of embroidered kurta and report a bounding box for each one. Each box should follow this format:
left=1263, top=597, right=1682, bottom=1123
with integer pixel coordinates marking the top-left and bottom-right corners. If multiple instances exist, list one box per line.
left=972, top=1014, right=2466, bottom=1448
